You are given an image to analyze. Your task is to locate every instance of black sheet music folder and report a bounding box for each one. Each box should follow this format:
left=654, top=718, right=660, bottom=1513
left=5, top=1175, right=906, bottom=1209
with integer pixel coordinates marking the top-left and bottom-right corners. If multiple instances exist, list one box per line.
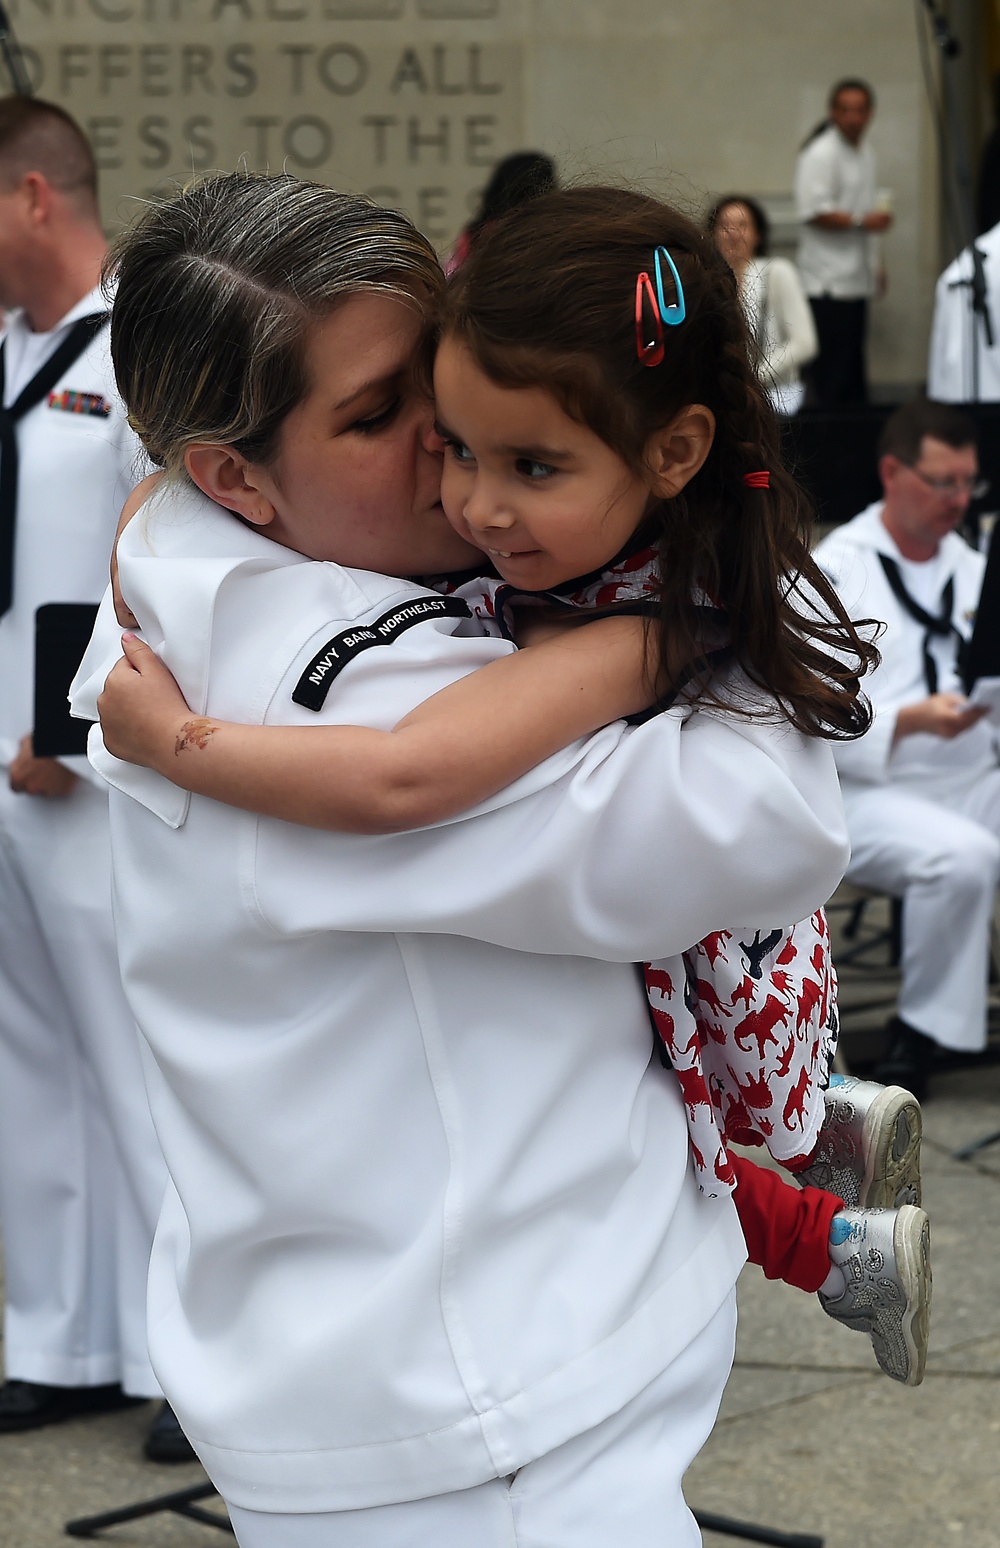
left=33, top=602, right=100, bottom=757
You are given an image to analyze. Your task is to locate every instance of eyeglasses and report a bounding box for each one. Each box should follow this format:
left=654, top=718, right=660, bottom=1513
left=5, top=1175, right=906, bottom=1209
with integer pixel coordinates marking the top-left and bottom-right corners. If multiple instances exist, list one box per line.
left=909, top=465, right=990, bottom=501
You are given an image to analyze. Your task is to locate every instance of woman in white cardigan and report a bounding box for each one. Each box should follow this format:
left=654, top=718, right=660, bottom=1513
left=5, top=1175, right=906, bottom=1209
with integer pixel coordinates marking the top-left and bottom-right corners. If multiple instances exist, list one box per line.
left=708, top=195, right=817, bottom=415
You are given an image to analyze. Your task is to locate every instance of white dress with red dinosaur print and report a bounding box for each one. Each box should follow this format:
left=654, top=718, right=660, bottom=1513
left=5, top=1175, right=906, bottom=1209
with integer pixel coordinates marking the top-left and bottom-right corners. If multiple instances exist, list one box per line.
left=449, top=548, right=839, bottom=1198
left=645, top=915, right=838, bottom=1197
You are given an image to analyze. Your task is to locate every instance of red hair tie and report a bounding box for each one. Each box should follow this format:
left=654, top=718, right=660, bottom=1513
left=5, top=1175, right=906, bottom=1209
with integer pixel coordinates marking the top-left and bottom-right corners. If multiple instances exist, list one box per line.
left=742, top=470, right=770, bottom=489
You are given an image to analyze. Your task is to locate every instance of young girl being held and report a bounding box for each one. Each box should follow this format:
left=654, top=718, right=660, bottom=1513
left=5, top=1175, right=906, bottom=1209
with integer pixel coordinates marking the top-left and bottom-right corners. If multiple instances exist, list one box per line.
left=100, top=187, right=930, bottom=1384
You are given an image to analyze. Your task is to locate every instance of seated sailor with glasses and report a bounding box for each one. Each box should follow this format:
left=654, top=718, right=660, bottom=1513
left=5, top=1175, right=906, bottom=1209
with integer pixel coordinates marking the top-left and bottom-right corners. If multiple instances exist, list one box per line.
left=816, top=397, right=997, bottom=1098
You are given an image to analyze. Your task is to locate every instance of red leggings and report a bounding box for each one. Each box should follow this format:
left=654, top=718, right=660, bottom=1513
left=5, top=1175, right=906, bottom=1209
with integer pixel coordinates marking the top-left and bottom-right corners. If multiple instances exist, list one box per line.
left=731, top=1154, right=843, bottom=1293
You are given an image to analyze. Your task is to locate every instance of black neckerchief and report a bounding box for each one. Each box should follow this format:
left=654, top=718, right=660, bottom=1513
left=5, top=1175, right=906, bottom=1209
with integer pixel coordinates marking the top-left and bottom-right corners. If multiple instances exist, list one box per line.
left=0, top=312, right=110, bottom=620
left=878, top=551, right=969, bottom=694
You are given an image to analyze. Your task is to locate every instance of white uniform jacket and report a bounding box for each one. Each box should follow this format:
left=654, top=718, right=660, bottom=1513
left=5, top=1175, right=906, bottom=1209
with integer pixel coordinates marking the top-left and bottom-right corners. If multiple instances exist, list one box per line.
left=72, top=486, right=849, bottom=1514
left=927, top=218, right=1000, bottom=402
left=0, top=285, right=142, bottom=774
left=815, top=502, right=993, bottom=791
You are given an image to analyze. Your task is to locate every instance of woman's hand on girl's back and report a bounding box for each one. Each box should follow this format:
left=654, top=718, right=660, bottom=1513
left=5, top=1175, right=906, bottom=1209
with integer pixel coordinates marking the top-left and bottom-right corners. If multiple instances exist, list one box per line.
left=98, top=634, right=193, bottom=771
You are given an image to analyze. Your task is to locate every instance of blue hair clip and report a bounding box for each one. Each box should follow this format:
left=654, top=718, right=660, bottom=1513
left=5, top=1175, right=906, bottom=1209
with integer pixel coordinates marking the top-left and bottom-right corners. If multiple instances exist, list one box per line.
left=652, top=246, right=686, bottom=328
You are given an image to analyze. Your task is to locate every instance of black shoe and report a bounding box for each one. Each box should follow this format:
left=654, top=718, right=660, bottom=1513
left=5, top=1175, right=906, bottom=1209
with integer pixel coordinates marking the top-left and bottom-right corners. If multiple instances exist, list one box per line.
left=0, top=1379, right=145, bottom=1433
left=143, top=1401, right=197, bottom=1464
left=873, top=1016, right=937, bottom=1102
left=930, top=1043, right=1000, bottom=1074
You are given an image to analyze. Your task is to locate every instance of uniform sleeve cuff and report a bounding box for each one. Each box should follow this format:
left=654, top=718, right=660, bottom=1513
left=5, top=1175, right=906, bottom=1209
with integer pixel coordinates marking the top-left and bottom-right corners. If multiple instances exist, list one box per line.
left=833, top=707, right=896, bottom=785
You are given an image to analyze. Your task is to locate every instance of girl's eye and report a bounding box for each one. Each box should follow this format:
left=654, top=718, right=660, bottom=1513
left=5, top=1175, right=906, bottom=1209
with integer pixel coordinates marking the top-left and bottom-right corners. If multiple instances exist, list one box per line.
left=445, top=438, right=476, bottom=464
left=352, top=397, right=401, bottom=434
left=516, top=458, right=557, bottom=480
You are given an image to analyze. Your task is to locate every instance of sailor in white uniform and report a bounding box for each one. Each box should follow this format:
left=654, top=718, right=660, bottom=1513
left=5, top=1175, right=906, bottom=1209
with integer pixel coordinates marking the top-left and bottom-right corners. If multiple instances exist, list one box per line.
left=0, top=98, right=168, bottom=1445
left=71, top=474, right=849, bottom=1546
left=815, top=398, right=999, bottom=1095
left=927, top=217, right=1000, bottom=402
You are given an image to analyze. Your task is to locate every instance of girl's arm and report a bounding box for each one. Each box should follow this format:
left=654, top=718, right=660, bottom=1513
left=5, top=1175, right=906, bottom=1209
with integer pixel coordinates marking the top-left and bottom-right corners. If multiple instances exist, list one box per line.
left=98, top=616, right=659, bottom=833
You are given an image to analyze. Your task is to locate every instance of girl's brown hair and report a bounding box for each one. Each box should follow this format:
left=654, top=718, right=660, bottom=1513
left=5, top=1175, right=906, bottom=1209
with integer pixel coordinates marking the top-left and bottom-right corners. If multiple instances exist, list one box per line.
left=107, top=171, right=442, bottom=476
left=438, top=185, right=877, bottom=738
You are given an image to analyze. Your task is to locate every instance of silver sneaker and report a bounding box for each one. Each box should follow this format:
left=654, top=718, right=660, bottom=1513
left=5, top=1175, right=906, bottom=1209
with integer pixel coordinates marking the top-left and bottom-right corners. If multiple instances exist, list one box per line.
left=798, top=1075, right=922, bottom=1208
left=819, top=1205, right=931, bottom=1386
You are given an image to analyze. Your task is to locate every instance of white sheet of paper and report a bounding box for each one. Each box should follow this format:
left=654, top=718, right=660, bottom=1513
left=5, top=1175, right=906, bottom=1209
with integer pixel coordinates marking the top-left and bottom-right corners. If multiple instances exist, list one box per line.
left=969, top=677, right=1000, bottom=722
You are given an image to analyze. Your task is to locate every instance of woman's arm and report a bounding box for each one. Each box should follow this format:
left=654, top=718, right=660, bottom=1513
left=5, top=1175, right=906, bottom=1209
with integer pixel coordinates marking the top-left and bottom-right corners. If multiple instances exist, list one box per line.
left=764, top=260, right=818, bottom=383
left=98, top=615, right=658, bottom=833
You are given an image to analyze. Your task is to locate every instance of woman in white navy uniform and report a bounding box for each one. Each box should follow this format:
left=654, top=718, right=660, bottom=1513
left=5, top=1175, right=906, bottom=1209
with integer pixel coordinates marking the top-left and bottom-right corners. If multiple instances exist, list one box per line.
left=73, top=174, right=850, bottom=1546
left=0, top=99, right=168, bottom=1445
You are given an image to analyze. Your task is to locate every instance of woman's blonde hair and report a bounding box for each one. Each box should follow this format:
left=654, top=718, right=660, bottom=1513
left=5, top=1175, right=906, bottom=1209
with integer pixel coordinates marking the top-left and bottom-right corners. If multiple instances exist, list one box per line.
left=107, top=171, right=443, bottom=475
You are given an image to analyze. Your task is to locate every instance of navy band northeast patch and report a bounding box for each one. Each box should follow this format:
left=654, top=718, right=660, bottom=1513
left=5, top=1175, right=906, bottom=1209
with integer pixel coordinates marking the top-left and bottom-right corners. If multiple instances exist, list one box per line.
left=292, top=595, right=472, bottom=711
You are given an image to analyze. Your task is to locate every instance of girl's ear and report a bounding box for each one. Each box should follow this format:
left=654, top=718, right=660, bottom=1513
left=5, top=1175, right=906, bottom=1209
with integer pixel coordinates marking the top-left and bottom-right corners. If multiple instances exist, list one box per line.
left=644, top=405, right=716, bottom=499
left=183, top=444, right=278, bottom=528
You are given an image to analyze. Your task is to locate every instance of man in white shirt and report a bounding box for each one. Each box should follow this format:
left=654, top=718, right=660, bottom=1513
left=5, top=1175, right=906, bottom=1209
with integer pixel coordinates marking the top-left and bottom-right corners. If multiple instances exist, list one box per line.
left=815, top=399, right=998, bottom=1098
left=927, top=217, right=1000, bottom=402
left=795, top=78, right=892, bottom=403
left=0, top=97, right=175, bottom=1458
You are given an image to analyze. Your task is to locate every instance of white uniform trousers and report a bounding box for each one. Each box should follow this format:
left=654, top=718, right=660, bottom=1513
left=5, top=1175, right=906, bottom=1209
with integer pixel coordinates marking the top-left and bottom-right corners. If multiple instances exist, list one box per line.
left=842, top=768, right=1000, bottom=1051
left=225, top=1291, right=736, bottom=1548
left=0, top=775, right=165, bottom=1394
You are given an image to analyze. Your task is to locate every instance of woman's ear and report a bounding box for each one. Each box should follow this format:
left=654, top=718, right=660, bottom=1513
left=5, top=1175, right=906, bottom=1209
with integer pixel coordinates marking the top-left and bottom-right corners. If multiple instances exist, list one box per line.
left=183, top=444, right=278, bottom=528
left=644, top=405, right=716, bottom=499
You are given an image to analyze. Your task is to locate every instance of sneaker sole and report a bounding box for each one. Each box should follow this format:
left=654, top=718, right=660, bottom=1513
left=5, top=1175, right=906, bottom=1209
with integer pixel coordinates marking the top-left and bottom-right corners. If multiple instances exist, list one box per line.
left=872, top=1204, right=931, bottom=1387
left=859, top=1085, right=922, bottom=1210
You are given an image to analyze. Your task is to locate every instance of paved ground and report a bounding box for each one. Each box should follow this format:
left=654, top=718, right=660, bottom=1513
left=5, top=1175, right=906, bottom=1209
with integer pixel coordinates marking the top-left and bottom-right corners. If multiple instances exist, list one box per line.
left=692, top=1071, right=1000, bottom=1548
left=2, top=893, right=999, bottom=1545
left=690, top=893, right=1000, bottom=1548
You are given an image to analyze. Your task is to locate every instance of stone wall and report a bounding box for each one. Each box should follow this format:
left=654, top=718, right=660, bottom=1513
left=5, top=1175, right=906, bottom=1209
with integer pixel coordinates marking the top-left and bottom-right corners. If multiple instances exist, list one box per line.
left=6, top=0, right=940, bottom=386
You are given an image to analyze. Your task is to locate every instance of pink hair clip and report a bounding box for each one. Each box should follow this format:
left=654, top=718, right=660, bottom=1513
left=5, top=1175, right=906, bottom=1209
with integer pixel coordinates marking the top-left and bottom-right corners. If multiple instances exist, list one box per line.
left=635, top=271, right=665, bottom=367
left=742, top=470, right=770, bottom=489
left=635, top=247, right=686, bottom=368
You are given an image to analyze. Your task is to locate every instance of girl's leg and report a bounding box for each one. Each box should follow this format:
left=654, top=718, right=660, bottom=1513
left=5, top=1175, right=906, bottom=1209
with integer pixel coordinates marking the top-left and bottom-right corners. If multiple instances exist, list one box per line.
left=732, top=1153, right=841, bottom=1293
left=226, top=1292, right=737, bottom=1548
left=733, top=1154, right=932, bottom=1387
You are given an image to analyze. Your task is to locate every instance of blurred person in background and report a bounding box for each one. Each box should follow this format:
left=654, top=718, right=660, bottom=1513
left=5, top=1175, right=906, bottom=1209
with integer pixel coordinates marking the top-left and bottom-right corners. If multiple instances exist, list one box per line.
left=0, top=96, right=178, bottom=1463
left=795, top=79, right=892, bottom=404
left=931, top=70, right=1000, bottom=401
left=977, top=72, right=1000, bottom=237
left=815, top=399, right=996, bottom=1100
left=446, top=150, right=557, bottom=274
left=927, top=214, right=1000, bottom=402
left=707, top=194, right=817, bottom=415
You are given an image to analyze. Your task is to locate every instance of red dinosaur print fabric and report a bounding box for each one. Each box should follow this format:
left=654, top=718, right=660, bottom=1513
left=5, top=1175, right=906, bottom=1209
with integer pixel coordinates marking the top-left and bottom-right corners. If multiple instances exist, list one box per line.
left=445, top=547, right=663, bottom=637
left=446, top=557, right=840, bottom=1198
left=645, top=913, right=838, bottom=1198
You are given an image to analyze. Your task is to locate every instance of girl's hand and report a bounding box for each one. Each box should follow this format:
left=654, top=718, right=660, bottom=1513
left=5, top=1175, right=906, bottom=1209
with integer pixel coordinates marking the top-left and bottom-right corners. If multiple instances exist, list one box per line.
left=98, top=634, right=193, bottom=770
